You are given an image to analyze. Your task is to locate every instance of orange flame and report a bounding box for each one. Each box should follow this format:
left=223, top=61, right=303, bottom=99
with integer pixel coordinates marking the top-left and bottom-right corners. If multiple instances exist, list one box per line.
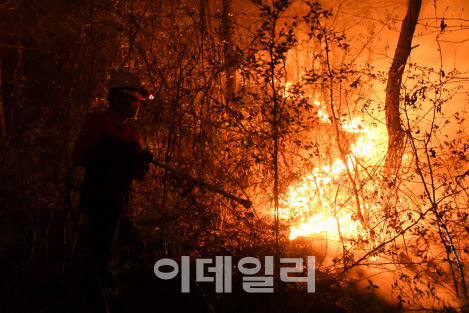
left=280, top=101, right=387, bottom=240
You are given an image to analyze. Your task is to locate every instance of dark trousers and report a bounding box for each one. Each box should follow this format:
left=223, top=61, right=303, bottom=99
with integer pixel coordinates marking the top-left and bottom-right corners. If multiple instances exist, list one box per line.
left=87, top=209, right=121, bottom=280
left=83, top=200, right=125, bottom=313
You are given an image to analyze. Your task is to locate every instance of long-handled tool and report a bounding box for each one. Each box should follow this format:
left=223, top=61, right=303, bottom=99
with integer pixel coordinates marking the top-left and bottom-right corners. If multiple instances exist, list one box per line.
left=151, top=160, right=252, bottom=209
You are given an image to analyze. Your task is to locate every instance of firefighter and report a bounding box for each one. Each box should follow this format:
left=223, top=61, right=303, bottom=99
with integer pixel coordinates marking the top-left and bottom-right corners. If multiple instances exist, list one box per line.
left=72, top=71, right=153, bottom=283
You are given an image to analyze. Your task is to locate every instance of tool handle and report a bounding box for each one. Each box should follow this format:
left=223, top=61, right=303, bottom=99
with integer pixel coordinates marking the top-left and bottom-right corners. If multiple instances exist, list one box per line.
left=151, top=160, right=252, bottom=209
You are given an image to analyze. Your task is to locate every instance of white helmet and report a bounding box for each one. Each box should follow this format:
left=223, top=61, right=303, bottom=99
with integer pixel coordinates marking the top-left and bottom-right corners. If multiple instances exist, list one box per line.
left=108, top=71, right=150, bottom=100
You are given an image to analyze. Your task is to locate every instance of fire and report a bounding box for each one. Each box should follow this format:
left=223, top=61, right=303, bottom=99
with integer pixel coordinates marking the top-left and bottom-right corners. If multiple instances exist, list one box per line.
left=280, top=99, right=387, bottom=240
left=289, top=211, right=361, bottom=241
left=280, top=164, right=367, bottom=240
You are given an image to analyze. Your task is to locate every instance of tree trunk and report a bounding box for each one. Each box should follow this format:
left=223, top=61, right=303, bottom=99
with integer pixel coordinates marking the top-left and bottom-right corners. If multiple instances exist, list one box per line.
left=385, top=0, right=421, bottom=171
left=221, top=0, right=236, bottom=101
left=0, top=56, right=7, bottom=144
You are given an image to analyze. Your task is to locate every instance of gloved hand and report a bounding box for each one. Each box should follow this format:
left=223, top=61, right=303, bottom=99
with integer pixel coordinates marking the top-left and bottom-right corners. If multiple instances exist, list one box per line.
left=133, top=149, right=153, bottom=180
left=137, top=150, right=153, bottom=171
